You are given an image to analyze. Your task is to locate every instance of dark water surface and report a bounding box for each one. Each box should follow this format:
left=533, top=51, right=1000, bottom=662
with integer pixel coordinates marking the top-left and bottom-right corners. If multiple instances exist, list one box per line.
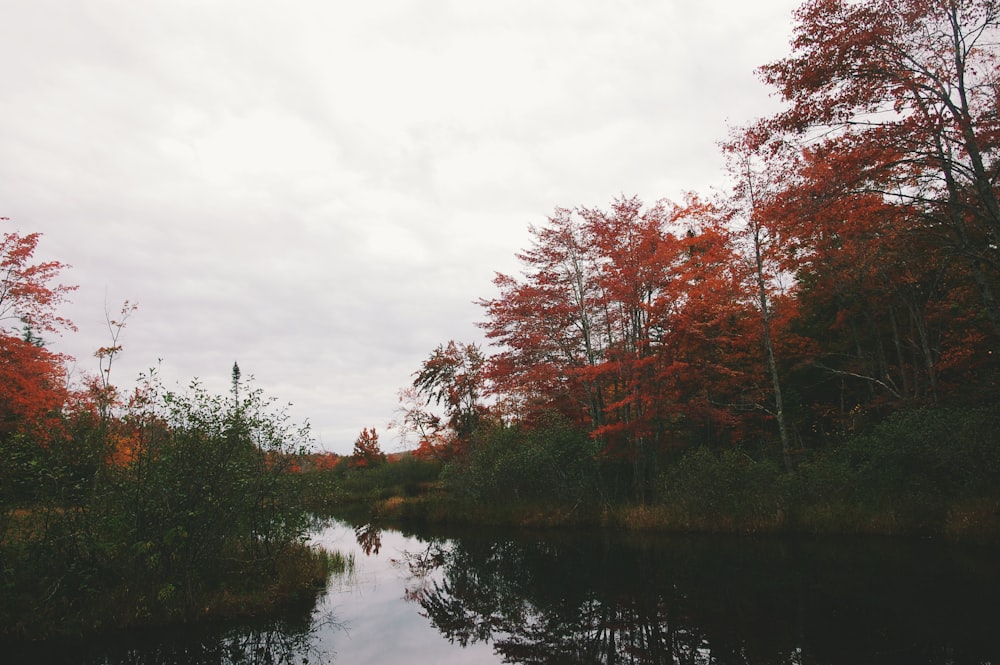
left=7, top=519, right=1000, bottom=664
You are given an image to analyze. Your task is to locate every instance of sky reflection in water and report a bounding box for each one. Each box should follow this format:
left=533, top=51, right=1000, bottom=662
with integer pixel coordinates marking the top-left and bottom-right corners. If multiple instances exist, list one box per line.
left=310, top=522, right=500, bottom=664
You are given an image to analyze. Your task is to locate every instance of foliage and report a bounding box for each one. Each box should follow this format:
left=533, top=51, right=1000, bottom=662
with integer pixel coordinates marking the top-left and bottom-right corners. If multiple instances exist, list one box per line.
left=659, top=447, right=788, bottom=532
left=478, top=197, right=777, bottom=501
left=409, top=341, right=489, bottom=460
left=109, top=369, right=314, bottom=578
left=350, top=427, right=386, bottom=468
left=450, top=0, right=1000, bottom=504
left=440, top=413, right=600, bottom=506
left=0, top=335, right=72, bottom=447
left=0, top=218, right=77, bottom=336
left=0, top=219, right=77, bottom=449
left=652, top=407, right=1000, bottom=537
left=830, top=407, right=1000, bottom=529
left=0, top=368, right=327, bottom=638
left=300, top=452, right=442, bottom=517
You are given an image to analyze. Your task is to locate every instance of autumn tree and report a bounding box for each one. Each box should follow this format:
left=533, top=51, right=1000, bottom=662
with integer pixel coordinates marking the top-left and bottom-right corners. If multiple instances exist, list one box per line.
left=481, top=197, right=770, bottom=500
left=351, top=426, right=386, bottom=468
left=757, top=0, right=1000, bottom=338
left=1, top=218, right=77, bottom=336
left=0, top=218, right=76, bottom=443
left=721, top=139, right=802, bottom=471
left=390, top=385, right=457, bottom=461
left=664, top=196, right=780, bottom=447
left=766, top=142, right=958, bottom=418
left=480, top=210, right=607, bottom=430
left=413, top=341, right=489, bottom=445
left=578, top=197, right=688, bottom=500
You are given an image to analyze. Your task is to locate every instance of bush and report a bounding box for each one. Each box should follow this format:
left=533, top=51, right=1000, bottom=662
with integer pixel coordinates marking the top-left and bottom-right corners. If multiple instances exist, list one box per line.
left=0, top=371, right=324, bottom=637
left=846, top=407, right=1000, bottom=497
left=444, top=414, right=601, bottom=505
left=827, top=407, right=1000, bottom=531
left=659, top=447, right=788, bottom=532
left=785, top=407, right=1000, bottom=535
left=103, top=374, right=313, bottom=591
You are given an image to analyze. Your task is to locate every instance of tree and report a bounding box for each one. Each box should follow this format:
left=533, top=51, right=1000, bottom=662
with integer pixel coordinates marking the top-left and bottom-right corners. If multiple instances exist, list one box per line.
left=90, top=300, right=138, bottom=422
left=480, top=197, right=763, bottom=500
left=664, top=195, right=782, bottom=448
left=579, top=197, right=682, bottom=501
left=390, top=385, right=457, bottom=462
left=0, top=336, right=70, bottom=441
left=413, top=341, right=488, bottom=443
left=479, top=210, right=607, bottom=430
left=723, top=138, right=799, bottom=472
left=1, top=218, right=77, bottom=336
left=766, top=141, right=956, bottom=418
left=351, top=427, right=386, bottom=468
left=756, top=0, right=1000, bottom=338
left=0, top=218, right=76, bottom=443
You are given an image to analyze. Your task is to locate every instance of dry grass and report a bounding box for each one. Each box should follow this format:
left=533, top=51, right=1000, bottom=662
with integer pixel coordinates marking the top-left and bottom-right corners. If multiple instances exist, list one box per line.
left=944, top=499, right=1000, bottom=541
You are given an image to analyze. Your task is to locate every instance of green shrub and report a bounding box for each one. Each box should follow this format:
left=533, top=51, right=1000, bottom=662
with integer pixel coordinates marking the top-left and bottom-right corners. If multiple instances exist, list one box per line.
left=659, top=447, right=788, bottom=532
left=834, top=407, right=1000, bottom=531
left=446, top=414, right=601, bottom=506
left=0, top=371, right=326, bottom=637
left=788, top=407, right=1000, bottom=534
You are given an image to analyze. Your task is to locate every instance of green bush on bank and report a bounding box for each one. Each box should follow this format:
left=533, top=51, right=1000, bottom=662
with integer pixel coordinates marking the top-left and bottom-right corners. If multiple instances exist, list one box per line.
left=0, top=372, right=337, bottom=639
left=654, top=407, right=1000, bottom=537
left=300, top=454, right=442, bottom=510
left=659, top=447, right=788, bottom=533
left=441, top=414, right=601, bottom=506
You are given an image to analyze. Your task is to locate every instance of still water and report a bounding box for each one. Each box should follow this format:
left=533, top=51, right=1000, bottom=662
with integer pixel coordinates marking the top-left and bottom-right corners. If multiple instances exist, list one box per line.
left=8, top=519, right=1000, bottom=664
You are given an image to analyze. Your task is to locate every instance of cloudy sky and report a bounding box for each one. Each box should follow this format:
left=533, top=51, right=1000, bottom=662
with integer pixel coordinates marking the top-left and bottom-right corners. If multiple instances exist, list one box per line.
left=1, top=0, right=801, bottom=454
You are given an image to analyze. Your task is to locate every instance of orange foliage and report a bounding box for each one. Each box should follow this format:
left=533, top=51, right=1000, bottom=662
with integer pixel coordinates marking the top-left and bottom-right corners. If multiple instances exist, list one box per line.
left=0, top=335, right=71, bottom=443
left=351, top=427, right=386, bottom=468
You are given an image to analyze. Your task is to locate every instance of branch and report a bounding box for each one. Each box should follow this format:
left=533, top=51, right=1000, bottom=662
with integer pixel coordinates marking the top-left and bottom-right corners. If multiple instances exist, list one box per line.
left=813, top=362, right=903, bottom=400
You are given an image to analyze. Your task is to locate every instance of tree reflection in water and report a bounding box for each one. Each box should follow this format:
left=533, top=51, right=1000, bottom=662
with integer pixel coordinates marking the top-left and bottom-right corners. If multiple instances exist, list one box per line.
left=8, top=611, right=340, bottom=665
left=354, top=522, right=383, bottom=556
left=390, top=528, right=1000, bottom=665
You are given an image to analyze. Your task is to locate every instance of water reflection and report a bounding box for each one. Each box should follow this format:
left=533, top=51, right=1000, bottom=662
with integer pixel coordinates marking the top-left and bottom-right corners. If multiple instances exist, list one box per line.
left=5, top=522, right=999, bottom=665
left=354, top=521, right=383, bottom=556
left=5, top=605, right=338, bottom=665
left=392, top=527, right=1000, bottom=664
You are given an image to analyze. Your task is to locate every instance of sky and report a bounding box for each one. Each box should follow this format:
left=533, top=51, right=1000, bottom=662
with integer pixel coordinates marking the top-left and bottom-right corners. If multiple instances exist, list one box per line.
left=1, top=0, right=801, bottom=454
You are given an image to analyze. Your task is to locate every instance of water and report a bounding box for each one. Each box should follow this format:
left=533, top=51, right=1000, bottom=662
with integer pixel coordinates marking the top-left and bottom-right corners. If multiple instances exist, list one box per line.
left=6, top=519, right=1000, bottom=664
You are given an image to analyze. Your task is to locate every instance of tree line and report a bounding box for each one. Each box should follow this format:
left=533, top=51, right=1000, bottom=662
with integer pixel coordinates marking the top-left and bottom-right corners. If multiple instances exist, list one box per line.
left=391, top=0, right=1000, bottom=515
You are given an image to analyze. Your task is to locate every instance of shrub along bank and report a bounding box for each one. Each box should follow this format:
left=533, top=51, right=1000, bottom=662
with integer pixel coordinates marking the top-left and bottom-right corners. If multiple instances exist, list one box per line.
left=0, top=373, right=343, bottom=640
left=311, top=408, right=1000, bottom=543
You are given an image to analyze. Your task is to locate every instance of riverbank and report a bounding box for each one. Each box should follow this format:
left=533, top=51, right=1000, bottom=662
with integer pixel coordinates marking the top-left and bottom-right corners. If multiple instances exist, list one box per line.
left=304, top=407, right=1000, bottom=544
left=337, top=491, right=1000, bottom=544
left=0, top=538, right=347, bottom=641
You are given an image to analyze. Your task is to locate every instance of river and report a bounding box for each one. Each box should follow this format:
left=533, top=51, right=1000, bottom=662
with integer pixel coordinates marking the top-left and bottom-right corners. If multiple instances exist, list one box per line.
left=7, top=518, right=1000, bottom=664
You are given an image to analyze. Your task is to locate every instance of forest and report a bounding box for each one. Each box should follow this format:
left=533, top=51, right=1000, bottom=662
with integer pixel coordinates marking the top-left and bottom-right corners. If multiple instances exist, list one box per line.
left=3, top=0, right=1000, bottom=641
left=317, top=0, right=1000, bottom=535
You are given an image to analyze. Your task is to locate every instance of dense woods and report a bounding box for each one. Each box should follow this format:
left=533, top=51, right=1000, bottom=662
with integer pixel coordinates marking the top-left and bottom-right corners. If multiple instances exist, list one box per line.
left=357, top=0, right=1000, bottom=534
left=4, top=0, right=1000, bottom=641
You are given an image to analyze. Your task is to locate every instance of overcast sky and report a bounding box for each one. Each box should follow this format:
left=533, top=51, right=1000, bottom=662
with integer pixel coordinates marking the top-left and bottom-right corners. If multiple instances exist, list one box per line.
left=1, top=0, right=801, bottom=454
